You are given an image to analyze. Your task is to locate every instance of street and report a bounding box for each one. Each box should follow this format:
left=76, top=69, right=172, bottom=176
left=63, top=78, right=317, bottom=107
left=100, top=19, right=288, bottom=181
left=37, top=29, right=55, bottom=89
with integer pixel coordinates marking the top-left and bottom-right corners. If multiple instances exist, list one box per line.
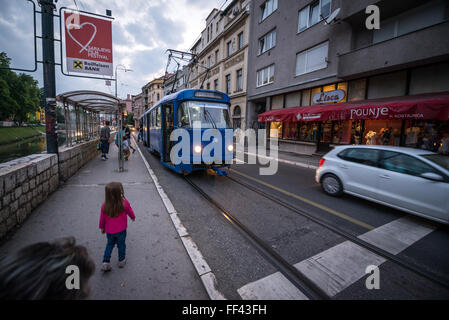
left=138, top=140, right=449, bottom=300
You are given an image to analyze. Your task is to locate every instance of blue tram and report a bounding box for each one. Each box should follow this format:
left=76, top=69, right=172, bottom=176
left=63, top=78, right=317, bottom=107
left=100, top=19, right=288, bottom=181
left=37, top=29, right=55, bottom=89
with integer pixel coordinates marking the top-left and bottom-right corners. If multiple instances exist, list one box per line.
left=140, top=89, right=234, bottom=175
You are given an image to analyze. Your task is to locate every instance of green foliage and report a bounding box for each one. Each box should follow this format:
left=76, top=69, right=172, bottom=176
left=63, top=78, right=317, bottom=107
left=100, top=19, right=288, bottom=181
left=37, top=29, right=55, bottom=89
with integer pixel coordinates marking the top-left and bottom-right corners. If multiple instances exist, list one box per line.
left=0, top=52, right=41, bottom=124
left=126, top=112, right=134, bottom=125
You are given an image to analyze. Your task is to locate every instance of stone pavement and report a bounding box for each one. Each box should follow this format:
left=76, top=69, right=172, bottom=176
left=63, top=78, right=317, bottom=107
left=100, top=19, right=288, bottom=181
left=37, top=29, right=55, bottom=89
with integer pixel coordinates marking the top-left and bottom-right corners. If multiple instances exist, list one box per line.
left=0, top=142, right=209, bottom=300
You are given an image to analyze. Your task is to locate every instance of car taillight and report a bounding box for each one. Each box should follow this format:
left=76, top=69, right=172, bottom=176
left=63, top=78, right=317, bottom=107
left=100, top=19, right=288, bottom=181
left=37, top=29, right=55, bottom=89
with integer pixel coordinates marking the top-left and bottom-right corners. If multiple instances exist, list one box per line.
left=319, top=158, right=325, bottom=167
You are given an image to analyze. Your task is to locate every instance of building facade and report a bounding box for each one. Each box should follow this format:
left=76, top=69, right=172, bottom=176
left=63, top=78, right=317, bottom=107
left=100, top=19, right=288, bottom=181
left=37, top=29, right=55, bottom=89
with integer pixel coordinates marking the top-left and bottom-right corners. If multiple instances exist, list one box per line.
left=122, top=94, right=133, bottom=114
left=248, top=0, right=449, bottom=155
left=189, top=0, right=251, bottom=130
left=132, top=93, right=143, bottom=127
left=142, top=76, right=166, bottom=111
left=163, top=66, right=190, bottom=96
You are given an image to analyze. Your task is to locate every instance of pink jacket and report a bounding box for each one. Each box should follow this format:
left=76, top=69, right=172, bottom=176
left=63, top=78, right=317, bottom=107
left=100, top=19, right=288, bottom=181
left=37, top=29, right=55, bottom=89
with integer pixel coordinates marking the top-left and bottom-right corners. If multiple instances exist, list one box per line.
left=99, top=198, right=135, bottom=234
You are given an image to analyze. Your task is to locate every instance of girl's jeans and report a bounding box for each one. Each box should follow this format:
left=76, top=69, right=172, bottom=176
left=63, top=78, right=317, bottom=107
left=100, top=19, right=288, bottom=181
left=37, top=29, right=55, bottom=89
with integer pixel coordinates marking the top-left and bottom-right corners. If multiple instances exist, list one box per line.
left=103, top=230, right=127, bottom=262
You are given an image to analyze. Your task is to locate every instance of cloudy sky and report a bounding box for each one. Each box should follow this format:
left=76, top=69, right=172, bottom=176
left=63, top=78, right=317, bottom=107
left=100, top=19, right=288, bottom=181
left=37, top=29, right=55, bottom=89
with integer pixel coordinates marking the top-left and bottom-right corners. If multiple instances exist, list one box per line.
left=0, top=0, right=227, bottom=99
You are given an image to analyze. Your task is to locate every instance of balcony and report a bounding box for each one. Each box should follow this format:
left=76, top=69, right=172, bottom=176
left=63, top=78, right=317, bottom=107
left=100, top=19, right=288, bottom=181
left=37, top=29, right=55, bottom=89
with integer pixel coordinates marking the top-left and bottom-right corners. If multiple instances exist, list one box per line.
left=338, top=21, right=449, bottom=79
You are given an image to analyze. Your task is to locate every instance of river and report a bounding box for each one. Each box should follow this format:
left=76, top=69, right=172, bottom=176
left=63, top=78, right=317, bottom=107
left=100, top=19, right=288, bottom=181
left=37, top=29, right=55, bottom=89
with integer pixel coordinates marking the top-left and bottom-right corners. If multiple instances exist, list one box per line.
left=0, top=135, right=67, bottom=164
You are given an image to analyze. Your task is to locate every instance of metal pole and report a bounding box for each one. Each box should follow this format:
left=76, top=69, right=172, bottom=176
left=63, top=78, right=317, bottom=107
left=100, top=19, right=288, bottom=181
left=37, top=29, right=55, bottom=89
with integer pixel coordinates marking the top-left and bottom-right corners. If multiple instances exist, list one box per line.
left=115, top=66, right=118, bottom=97
left=40, top=0, right=58, bottom=154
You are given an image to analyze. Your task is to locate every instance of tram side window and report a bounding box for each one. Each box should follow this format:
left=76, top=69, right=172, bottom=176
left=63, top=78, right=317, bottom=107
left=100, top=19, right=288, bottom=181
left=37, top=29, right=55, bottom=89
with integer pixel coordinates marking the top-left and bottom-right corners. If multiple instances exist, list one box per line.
left=156, top=106, right=161, bottom=129
left=178, top=103, right=190, bottom=128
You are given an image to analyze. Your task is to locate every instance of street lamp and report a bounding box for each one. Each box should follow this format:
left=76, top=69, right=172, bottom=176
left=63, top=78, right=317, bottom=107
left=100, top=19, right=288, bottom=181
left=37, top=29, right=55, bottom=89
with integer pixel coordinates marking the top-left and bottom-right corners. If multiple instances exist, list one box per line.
left=115, top=64, right=133, bottom=98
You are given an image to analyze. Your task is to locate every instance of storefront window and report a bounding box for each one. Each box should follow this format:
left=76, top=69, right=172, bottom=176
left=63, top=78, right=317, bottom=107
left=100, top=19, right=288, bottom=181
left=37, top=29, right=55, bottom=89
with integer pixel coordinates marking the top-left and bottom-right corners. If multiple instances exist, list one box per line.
left=348, top=79, right=366, bottom=102
left=404, top=120, right=449, bottom=152
left=323, top=84, right=336, bottom=92
left=311, top=87, right=322, bottom=105
left=270, top=122, right=283, bottom=138
left=298, top=122, right=319, bottom=142
left=331, top=120, right=352, bottom=144
left=337, top=82, right=348, bottom=103
left=351, top=120, right=363, bottom=145
left=282, top=122, right=298, bottom=140
left=301, top=89, right=311, bottom=106
left=320, top=121, right=333, bottom=143
left=363, top=120, right=402, bottom=146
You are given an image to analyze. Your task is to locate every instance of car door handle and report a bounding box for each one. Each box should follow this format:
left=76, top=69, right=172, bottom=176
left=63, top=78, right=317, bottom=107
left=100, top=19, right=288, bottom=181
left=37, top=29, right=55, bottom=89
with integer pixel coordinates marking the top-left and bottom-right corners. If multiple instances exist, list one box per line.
left=339, top=164, right=349, bottom=169
left=379, top=174, right=391, bottom=179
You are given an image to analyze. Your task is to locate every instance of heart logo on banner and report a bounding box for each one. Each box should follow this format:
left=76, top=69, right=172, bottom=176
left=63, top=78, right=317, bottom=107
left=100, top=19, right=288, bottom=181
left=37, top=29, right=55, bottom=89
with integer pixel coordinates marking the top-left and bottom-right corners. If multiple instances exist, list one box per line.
left=67, top=22, right=97, bottom=53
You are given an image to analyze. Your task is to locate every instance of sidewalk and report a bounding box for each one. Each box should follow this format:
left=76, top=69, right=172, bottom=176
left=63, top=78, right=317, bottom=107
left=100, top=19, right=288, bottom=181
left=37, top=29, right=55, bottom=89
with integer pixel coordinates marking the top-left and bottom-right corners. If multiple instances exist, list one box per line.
left=0, top=142, right=209, bottom=299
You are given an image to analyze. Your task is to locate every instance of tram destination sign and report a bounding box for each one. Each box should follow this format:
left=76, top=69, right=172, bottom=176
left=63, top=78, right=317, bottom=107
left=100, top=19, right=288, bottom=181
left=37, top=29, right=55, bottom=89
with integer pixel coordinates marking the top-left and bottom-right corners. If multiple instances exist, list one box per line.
left=63, top=11, right=113, bottom=76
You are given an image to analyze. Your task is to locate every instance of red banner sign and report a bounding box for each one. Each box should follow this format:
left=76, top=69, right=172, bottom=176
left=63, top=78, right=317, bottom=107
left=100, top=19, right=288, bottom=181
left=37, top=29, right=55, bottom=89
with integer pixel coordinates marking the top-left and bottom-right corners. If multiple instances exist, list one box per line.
left=64, top=11, right=113, bottom=76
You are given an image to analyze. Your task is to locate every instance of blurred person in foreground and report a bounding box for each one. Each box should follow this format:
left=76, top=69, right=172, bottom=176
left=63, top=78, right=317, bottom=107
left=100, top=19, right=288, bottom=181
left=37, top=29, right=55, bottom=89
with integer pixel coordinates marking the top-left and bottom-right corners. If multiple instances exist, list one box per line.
left=0, top=237, right=95, bottom=300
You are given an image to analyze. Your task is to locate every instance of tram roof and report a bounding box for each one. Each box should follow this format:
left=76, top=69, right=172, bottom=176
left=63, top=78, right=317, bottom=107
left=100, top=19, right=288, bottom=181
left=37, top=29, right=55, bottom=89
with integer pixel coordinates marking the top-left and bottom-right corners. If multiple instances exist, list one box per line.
left=140, top=89, right=230, bottom=119
left=56, top=90, right=125, bottom=113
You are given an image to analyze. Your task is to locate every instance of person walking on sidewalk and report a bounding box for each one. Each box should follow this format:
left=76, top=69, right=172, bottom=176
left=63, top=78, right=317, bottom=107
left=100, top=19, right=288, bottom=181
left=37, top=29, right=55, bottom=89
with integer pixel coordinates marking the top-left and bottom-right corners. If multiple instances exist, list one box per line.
left=124, top=124, right=136, bottom=154
left=99, top=182, right=136, bottom=272
left=100, top=121, right=111, bottom=160
left=137, top=127, right=143, bottom=143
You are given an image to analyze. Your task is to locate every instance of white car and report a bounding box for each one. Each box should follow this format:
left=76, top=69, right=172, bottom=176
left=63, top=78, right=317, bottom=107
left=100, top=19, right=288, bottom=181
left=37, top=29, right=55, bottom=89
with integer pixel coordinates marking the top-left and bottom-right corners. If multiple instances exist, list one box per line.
left=315, top=145, right=449, bottom=224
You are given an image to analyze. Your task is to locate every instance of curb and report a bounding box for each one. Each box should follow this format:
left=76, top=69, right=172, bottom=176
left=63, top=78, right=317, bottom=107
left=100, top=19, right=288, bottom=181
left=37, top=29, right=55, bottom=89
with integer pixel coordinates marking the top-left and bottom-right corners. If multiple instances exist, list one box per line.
left=133, top=136, right=227, bottom=300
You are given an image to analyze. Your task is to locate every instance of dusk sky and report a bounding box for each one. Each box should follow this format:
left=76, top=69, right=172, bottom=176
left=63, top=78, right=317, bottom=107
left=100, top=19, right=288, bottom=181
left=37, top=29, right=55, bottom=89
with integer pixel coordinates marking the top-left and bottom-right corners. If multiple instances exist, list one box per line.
left=0, top=0, right=227, bottom=99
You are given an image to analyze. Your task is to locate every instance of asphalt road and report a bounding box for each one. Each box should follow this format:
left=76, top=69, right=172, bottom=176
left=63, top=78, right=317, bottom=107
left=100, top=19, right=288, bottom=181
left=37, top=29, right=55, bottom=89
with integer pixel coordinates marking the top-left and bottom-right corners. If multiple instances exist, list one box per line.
left=138, top=141, right=449, bottom=300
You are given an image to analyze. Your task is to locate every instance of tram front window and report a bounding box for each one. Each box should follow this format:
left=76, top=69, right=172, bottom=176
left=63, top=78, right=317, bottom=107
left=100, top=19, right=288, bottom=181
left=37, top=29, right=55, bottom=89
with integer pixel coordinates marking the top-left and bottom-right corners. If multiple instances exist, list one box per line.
left=179, top=101, right=231, bottom=129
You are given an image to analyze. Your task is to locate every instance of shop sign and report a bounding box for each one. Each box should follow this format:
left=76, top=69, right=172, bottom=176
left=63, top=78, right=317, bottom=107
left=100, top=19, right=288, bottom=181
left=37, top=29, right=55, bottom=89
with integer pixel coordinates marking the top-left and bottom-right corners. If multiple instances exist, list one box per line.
left=350, top=107, right=389, bottom=120
left=313, top=89, right=345, bottom=104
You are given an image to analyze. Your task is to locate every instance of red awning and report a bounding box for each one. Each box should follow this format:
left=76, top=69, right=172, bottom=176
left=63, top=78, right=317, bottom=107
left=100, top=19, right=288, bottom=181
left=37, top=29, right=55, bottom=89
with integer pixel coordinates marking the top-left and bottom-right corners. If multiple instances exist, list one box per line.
left=258, top=92, right=449, bottom=122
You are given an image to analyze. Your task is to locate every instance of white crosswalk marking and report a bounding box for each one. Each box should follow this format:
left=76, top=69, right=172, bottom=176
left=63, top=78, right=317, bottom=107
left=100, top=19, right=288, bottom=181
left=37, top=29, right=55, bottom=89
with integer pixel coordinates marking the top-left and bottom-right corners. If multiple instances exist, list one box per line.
left=238, top=272, right=310, bottom=300
left=237, top=216, right=437, bottom=299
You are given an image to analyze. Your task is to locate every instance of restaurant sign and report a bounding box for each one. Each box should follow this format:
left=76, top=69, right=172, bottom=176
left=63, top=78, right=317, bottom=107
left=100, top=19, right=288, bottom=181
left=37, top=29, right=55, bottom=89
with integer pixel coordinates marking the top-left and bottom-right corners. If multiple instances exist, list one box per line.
left=313, top=89, right=345, bottom=104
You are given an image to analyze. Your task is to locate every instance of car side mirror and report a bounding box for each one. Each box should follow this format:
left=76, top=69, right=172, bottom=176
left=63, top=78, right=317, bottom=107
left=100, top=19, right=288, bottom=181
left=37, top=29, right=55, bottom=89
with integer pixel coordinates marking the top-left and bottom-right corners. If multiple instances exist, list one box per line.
left=420, top=172, right=444, bottom=182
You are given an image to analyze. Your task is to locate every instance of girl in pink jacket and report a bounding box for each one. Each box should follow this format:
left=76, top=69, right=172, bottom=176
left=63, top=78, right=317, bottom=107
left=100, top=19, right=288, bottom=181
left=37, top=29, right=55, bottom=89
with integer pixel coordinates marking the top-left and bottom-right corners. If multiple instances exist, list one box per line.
left=99, top=182, right=135, bottom=271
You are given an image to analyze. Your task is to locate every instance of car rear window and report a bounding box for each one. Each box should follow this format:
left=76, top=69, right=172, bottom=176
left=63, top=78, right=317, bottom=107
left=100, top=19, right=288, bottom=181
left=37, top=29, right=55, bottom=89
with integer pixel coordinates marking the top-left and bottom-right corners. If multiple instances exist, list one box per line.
left=337, top=148, right=380, bottom=167
left=421, top=154, right=449, bottom=171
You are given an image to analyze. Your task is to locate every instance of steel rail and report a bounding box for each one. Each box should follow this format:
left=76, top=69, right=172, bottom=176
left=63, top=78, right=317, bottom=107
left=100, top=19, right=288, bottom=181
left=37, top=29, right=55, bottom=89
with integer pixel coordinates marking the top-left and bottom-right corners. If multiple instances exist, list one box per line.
left=183, top=175, right=330, bottom=300
left=226, top=172, right=449, bottom=291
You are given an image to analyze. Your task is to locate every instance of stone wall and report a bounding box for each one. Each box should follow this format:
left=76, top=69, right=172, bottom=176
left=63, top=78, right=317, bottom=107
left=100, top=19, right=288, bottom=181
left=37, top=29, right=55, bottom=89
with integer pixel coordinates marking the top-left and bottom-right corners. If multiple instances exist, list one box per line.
left=58, top=139, right=102, bottom=182
left=0, top=135, right=115, bottom=241
left=0, top=154, right=59, bottom=240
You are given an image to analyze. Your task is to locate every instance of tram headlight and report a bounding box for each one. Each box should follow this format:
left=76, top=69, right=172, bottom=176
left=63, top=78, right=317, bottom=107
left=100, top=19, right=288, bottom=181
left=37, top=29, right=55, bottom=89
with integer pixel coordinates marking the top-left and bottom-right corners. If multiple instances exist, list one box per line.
left=227, top=144, right=234, bottom=152
left=194, top=145, right=202, bottom=153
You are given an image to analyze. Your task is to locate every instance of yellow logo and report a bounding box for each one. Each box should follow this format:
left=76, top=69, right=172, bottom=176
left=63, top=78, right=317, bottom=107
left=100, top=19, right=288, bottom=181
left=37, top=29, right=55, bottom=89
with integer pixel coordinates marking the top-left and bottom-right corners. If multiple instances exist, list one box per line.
left=73, top=60, right=83, bottom=69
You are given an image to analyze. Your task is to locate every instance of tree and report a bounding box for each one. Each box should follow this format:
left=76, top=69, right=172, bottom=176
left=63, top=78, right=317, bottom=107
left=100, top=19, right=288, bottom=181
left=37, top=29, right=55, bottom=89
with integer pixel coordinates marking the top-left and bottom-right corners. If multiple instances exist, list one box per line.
left=0, top=52, right=41, bottom=124
left=126, top=112, right=134, bottom=125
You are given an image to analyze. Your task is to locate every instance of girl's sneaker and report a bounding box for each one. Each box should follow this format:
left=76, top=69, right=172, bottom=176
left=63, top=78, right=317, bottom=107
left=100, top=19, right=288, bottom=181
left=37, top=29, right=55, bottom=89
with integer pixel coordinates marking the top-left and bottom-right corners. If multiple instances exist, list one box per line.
left=118, top=259, right=126, bottom=268
left=101, top=262, right=112, bottom=272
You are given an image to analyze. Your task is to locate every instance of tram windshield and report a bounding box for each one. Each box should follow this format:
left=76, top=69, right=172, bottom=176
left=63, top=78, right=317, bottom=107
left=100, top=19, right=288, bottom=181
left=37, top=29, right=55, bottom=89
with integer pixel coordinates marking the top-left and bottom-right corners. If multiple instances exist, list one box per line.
left=178, top=101, right=231, bottom=129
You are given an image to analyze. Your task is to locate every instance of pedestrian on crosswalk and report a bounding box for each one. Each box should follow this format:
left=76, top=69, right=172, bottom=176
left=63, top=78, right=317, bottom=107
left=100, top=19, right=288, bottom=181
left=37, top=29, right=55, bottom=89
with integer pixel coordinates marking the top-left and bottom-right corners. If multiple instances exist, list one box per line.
left=99, top=182, right=136, bottom=272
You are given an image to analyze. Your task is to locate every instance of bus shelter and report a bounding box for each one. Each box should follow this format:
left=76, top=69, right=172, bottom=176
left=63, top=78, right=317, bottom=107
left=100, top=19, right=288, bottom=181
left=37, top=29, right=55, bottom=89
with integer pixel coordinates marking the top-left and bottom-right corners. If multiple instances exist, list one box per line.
left=56, top=90, right=126, bottom=171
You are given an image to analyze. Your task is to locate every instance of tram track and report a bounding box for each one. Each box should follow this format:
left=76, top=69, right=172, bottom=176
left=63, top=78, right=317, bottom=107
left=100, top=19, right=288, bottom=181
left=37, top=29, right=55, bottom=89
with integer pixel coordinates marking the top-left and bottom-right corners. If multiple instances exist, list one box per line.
left=184, top=174, right=330, bottom=300
left=225, top=169, right=449, bottom=293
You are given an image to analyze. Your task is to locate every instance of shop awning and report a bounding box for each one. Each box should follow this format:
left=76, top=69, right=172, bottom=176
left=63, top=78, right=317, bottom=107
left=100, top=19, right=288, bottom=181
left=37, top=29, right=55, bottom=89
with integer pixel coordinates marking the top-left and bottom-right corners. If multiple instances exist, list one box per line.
left=258, top=92, right=449, bottom=123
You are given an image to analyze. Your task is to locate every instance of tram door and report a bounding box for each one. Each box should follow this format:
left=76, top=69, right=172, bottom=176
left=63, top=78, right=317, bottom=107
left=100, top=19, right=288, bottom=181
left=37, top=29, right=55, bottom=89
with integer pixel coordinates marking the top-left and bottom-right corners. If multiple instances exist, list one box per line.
left=162, top=103, right=174, bottom=163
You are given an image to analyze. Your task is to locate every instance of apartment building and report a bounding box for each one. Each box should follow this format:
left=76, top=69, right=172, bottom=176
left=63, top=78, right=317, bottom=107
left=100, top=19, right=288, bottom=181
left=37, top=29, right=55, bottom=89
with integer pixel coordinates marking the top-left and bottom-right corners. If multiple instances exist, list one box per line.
left=247, top=0, right=449, bottom=155
left=142, top=76, right=166, bottom=111
left=132, top=93, right=143, bottom=127
left=189, top=0, right=251, bottom=129
left=163, top=66, right=190, bottom=96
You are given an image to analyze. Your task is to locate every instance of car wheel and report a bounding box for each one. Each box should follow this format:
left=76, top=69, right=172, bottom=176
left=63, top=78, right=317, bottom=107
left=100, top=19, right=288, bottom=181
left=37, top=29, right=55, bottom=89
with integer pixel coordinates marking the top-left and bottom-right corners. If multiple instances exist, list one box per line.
left=321, top=174, right=343, bottom=197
